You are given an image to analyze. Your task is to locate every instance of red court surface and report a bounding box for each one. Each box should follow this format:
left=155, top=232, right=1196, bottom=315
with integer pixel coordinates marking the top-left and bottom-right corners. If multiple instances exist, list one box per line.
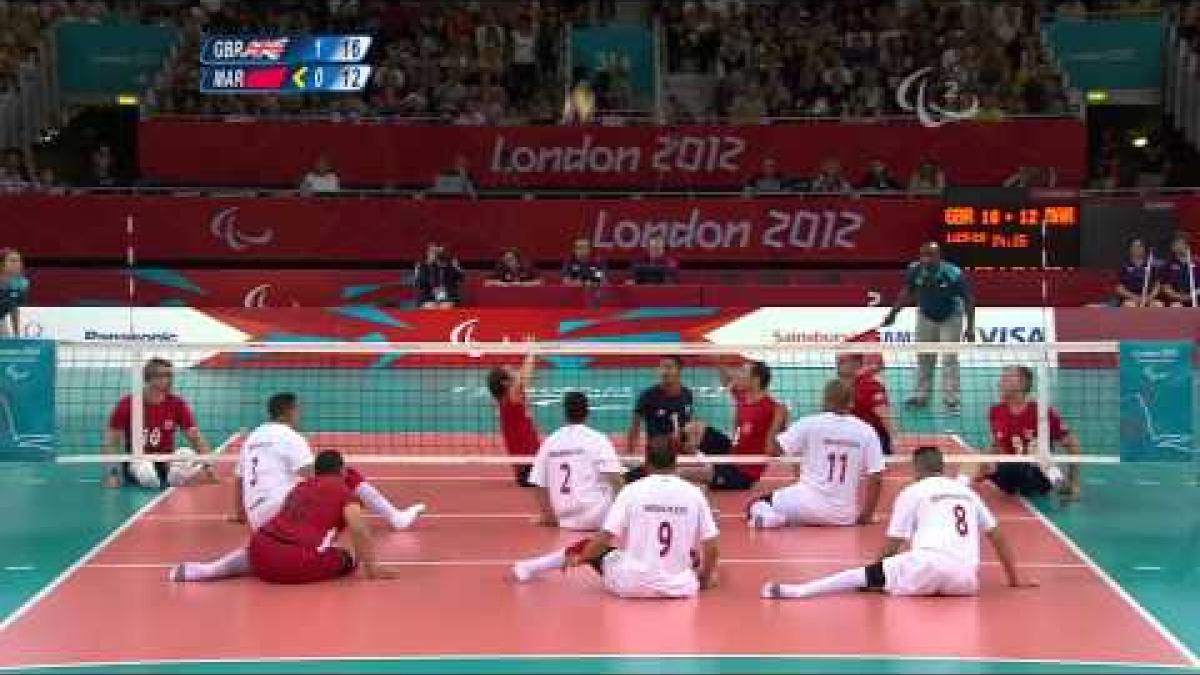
left=0, top=449, right=1194, bottom=672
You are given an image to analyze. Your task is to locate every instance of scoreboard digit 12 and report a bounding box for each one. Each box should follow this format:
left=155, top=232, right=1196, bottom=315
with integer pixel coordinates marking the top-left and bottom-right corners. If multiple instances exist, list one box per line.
left=938, top=187, right=1081, bottom=268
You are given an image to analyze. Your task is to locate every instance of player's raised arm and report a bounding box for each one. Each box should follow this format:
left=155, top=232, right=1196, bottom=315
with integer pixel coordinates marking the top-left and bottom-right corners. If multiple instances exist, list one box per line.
left=515, top=336, right=537, bottom=398
left=344, top=502, right=392, bottom=580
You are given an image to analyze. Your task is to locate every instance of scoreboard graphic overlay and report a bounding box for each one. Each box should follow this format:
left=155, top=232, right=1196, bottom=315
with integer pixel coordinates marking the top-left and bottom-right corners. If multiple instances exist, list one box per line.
left=200, top=35, right=372, bottom=94
left=939, top=187, right=1081, bottom=269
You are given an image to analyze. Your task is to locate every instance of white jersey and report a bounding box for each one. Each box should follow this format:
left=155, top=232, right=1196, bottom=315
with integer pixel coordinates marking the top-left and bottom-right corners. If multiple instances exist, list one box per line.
left=600, top=474, right=719, bottom=598
left=234, top=422, right=314, bottom=528
left=529, top=424, right=622, bottom=530
left=887, top=476, right=998, bottom=566
left=774, top=412, right=885, bottom=523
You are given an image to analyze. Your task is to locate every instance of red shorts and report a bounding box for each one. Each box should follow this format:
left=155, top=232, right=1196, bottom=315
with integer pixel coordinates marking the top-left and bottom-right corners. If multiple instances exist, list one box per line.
left=247, top=531, right=356, bottom=585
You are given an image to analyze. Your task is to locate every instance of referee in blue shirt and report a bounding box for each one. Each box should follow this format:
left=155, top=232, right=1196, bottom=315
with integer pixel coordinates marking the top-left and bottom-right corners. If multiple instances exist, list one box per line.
left=881, top=242, right=975, bottom=413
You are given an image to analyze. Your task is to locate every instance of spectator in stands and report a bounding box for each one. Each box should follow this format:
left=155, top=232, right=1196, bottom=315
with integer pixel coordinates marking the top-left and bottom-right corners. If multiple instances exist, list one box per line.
left=743, top=158, right=792, bottom=195
left=562, top=238, right=606, bottom=285
left=83, top=145, right=118, bottom=188
left=809, top=158, right=853, bottom=194
left=35, top=167, right=64, bottom=193
left=1116, top=237, right=1164, bottom=308
left=509, top=14, right=539, bottom=105
left=430, top=155, right=478, bottom=199
left=0, top=166, right=26, bottom=193
left=414, top=243, right=465, bottom=309
left=881, top=242, right=974, bottom=414
left=2, top=147, right=29, bottom=183
left=858, top=159, right=902, bottom=191
left=487, top=248, right=542, bottom=286
left=629, top=236, right=680, bottom=285
left=908, top=158, right=947, bottom=193
left=1162, top=233, right=1198, bottom=307
left=0, top=248, right=28, bottom=338
left=300, top=155, right=340, bottom=194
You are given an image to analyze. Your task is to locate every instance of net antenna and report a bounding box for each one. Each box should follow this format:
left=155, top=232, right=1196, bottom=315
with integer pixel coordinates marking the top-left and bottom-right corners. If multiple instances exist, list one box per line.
left=125, top=214, right=145, bottom=460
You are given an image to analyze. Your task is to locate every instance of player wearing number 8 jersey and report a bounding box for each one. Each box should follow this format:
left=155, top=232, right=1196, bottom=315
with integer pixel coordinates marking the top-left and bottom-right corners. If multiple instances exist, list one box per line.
left=529, top=391, right=623, bottom=530
left=514, top=437, right=721, bottom=598
left=748, top=380, right=884, bottom=528
left=763, top=447, right=1035, bottom=600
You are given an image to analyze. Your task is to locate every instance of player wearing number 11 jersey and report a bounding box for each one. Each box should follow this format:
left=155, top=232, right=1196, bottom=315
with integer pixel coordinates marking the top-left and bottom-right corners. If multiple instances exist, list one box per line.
left=529, top=391, right=623, bottom=530
left=514, top=437, right=720, bottom=598
left=763, top=447, right=1035, bottom=600
left=748, top=380, right=884, bottom=528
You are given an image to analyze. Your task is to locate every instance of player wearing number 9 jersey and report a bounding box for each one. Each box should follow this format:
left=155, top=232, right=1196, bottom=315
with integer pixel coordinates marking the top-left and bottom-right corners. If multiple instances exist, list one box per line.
left=514, top=437, right=720, bottom=598
left=748, top=380, right=884, bottom=528
left=529, top=391, right=623, bottom=530
left=763, top=447, right=1035, bottom=600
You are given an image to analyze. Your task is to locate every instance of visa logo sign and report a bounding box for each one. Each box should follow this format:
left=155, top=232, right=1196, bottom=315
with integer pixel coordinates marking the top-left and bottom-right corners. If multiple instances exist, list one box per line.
left=882, top=326, right=1046, bottom=343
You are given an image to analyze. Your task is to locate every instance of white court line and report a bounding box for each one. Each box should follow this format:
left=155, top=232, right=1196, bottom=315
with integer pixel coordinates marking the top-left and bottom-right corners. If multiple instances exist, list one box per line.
left=1019, top=497, right=1200, bottom=668
left=140, top=512, right=1044, bottom=523
left=2, top=566, right=35, bottom=572
left=86, top=558, right=1090, bottom=570
left=0, top=652, right=1193, bottom=674
left=362, top=475, right=920, bottom=483
left=0, top=432, right=242, bottom=635
left=1133, top=566, right=1164, bottom=572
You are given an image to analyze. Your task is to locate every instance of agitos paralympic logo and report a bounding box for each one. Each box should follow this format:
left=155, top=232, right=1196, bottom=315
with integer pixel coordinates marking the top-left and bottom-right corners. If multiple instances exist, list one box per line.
left=895, top=67, right=980, bottom=128
left=209, top=207, right=275, bottom=252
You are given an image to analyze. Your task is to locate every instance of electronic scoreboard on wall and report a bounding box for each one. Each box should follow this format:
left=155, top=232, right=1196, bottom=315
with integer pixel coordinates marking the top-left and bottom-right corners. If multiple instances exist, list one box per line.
left=198, top=35, right=372, bottom=94
left=938, top=187, right=1081, bottom=268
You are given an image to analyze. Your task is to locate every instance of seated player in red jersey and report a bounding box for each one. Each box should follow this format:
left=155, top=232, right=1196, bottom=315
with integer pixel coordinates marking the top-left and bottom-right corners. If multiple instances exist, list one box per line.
left=714, top=359, right=789, bottom=490
left=836, top=352, right=896, bottom=455
left=101, top=358, right=213, bottom=489
left=487, top=340, right=540, bottom=487
left=983, top=365, right=1082, bottom=501
left=172, top=450, right=392, bottom=584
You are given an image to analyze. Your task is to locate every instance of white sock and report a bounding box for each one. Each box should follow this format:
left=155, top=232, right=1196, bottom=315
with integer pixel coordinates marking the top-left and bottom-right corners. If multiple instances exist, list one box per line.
left=355, top=482, right=424, bottom=529
left=519, top=549, right=567, bottom=577
left=177, top=547, right=250, bottom=582
left=749, top=500, right=787, bottom=528
left=777, top=567, right=869, bottom=599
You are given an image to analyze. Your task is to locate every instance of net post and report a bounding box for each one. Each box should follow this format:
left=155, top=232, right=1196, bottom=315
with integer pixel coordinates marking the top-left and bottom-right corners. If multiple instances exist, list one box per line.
left=130, top=348, right=144, bottom=458
left=1035, top=347, right=1051, bottom=460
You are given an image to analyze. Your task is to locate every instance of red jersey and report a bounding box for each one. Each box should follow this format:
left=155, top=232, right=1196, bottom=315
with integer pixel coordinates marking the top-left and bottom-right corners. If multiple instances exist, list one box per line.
left=108, top=394, right=196, bottom=455
left=852, top=372, right=889, bottom=437
left=498, top=391, right=540, bottom=457
left=988, top=401, right=1068, bottom=454
left=260, top=476, right=356, bottom=549
left=731, top=389, right=781, bottom=480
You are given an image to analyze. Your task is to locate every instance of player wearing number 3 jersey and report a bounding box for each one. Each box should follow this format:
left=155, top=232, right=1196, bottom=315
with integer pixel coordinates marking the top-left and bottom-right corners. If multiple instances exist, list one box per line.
left=748, top=380, right=884, bottom=528
left=529, top=391, right=623, bottom=530
left=763, top=446, right=1035, bottom=600
left=514, top=437, right=720, bottom=598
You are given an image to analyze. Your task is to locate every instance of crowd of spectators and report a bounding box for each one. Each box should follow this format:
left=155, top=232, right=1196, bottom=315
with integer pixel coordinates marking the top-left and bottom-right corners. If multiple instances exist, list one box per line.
left=661, top=0, right=1073, bottom=121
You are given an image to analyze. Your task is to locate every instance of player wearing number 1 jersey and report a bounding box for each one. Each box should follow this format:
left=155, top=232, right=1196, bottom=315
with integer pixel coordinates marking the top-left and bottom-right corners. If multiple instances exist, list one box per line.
left=763, top=447, right=1035, bottom=600
left=715, top=360, right=788, bottom=490
left=748, top=380, right=884, bottom=528
left=487, top=341, right=542, bottom=488
left=514, top=437, right=720, bottom=598
left=529, top=391, right=623, bottom=530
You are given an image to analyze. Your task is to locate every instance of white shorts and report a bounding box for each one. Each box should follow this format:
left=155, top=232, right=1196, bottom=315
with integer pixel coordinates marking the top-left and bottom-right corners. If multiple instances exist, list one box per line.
left=882, top=550, right=979, bottom=597
left=770, top=483, right=855, bottom=527
left=247, top=490, right=289, bottom=531
left=600, top=551, right=699, bottom=599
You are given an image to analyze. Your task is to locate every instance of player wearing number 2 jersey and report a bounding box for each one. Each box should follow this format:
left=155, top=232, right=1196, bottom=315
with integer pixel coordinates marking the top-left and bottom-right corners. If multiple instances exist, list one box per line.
left=514, top=437, right=720, bottom=598
left=748, top=380, right=884, bottom=528
left=762, top=447, right=1035, bottom=600
left=529, top=391, right=623, bottom=530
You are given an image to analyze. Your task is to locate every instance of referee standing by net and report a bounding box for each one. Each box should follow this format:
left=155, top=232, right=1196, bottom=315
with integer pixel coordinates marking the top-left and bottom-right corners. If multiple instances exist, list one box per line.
left=881, top=242, right=975, bottom=413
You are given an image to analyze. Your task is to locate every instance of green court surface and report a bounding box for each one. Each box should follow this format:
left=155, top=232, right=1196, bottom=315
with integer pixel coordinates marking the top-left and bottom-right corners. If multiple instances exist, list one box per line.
left=1, top=363, right=1197, bottom=674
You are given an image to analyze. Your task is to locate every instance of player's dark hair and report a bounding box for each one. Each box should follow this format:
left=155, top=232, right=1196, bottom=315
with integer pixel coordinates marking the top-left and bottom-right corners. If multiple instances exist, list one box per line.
left=662, top=355, right=683, bottom=369
left=646, top=435, right=679, bottom=471
left=486, top=367, right=511, bottom=401
left=823, top=379, right=854, bottom=413
left=1008, top=365, right=1034, bottom=393
left=913, top=446, right=945, bottom=475
left=268, top=392, right=298, bottom=421
left=748, top=360, right=771, bottom=389
left=143, top=357, right=172, bottom=380
left=564, top=391, right=589, bottom=424
left=314, top=450, right=344, bottom=476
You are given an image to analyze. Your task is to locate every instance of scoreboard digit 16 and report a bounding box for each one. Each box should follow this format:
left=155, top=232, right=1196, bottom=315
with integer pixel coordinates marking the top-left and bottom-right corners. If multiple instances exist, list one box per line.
left=938, top=187, right=1081, bottom=268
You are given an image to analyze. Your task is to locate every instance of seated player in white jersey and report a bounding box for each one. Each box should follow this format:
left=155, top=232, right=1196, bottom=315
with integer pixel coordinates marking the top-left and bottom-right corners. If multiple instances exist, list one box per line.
left=513, top=436, right=721, bottom=599
left=172, top=393, right=424, bottom=583
left=747, top=379, right=884, bottom=529
left=762, top=446, right=1036, bottom=599
left=529, top=391, right=623, bottom=530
